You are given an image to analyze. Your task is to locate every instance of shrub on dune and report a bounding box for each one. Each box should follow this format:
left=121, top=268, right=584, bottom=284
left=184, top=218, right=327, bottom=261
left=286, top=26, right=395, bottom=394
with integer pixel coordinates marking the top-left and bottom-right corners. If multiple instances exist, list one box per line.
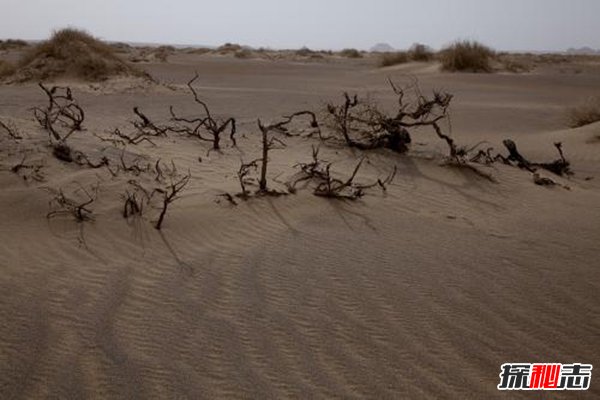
left=11, top=28, right=149, bottom=82
left=340, top=48, right=363, bottom=58
left=408, top=43, right=434, bottom=61
left=378, top=51, right=409, bottom=67
left=440, top=40, right=494, bottom=72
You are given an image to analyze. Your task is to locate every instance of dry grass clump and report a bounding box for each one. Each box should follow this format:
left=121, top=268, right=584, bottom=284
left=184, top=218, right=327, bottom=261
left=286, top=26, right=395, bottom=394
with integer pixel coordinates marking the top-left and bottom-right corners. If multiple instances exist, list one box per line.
left=0, top=60, right=16, bottom=78
left=13, top=28, right=149, bottom=81
left=185, top=47, right=211, bottom=55
left=154, top=45, right=175, bottom=62
left=0, top=39, right=29, bottom=50
left=567, top=96, right=600, bottom=128
left=110, top=42, right=132, bottom=53
left=440, top=40, right=494, bottom=72
left=408, top=43, right=434, bottom=61
left=378, top=51, right=409, bottom=67
left=234, top=49, right=253, bottom=59
left=339, top=48, right=362, bottom=58
left=295, top=47, right=317, bottom=57
left=217, top=43, right=242, bottom=54
left=496, top=53, right=533, bottom=73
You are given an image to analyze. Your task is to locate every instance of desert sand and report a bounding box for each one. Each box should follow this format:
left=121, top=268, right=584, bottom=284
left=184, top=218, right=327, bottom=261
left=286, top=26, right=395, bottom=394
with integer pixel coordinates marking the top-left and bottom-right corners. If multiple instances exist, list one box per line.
left=1, top=50, right=599, bottom=399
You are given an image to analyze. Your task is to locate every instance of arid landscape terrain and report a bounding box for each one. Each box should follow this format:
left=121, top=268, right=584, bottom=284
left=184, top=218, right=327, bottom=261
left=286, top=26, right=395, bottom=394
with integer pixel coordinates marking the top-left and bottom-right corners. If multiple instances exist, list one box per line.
left=1, top=33, right=599, bottom=399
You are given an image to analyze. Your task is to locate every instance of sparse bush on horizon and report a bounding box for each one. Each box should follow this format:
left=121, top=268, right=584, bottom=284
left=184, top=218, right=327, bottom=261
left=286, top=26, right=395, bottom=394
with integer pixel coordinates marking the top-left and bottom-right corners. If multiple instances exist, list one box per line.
left=497, top=54, right=533, bottom=73
left=185, top=47, right=211, bottom=55
left=567, top=96, right=600, bottom=128
left=0, top=39, right=29, bottom=50
left=234, top=48, right=253, bottom=59
left=13, top=28, right=148, bottom=82
left=440, top=40, right=494, bottom=72
left=217, top=43, right=242, bottom=54
left=154, top=45, right=175, bottom=62
left=339, top=48, right=362, bottom=58
left=378, top=51, right=409, bottom=67
left=408, top=43, right=434, bottom=61
left=295, top=47, right=316, bottom=57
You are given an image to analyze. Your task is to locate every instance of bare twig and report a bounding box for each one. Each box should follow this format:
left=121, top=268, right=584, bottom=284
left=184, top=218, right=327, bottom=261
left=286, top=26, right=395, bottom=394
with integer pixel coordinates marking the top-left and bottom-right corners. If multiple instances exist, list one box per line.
left=33, top=83, right=84, bottom=143
left=170, top=73, right=237, bottom=150
left=154, top=172, right=191, bottom=230
left=0, top=119, right=22, bottom=140
left=45, top=183, right=98, bottom=222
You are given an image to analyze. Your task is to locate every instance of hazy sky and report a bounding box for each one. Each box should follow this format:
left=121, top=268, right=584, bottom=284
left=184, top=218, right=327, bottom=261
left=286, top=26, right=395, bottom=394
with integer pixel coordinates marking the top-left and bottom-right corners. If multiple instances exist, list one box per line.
left=1, top=0, right=599, bottom=51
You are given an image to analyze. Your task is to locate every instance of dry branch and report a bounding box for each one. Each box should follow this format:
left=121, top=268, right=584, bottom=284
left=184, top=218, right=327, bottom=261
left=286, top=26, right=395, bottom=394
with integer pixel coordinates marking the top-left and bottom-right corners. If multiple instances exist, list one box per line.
left=326, top=80, right=454, bottom=155
left=33, top=83, right=84, bottom=143
left=170, top=73, right=237, bottom=150
left=45, top=183, right=98, bottom=222
left=257, top=118, right=287, bottom=193
left=122, top=189, right=144, bottom=218
left=132, top=106, right=170, bottom=137
left=0, top=119, right=22, bottom=140
left=290, top=147, right=395, bottom=199
left=263, top=111, right=320, bottom=137
left=236, top=159, right=260, bottom=198
left=154, top=172, right=191, bottom=230
left=501, top=139, right=571, bottom=176
left=11, top=155, right=45, bottom=182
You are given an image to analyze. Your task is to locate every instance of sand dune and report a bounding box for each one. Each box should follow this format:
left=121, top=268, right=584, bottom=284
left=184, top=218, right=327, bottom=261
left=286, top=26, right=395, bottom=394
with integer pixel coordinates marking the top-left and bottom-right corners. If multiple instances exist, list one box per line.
left=1, top=54, right=599, bottom=398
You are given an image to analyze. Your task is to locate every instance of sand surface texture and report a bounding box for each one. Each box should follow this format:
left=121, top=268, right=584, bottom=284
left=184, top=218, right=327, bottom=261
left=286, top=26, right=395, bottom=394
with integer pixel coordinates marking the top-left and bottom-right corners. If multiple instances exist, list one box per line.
left=1, top=54, right=599, bottom=398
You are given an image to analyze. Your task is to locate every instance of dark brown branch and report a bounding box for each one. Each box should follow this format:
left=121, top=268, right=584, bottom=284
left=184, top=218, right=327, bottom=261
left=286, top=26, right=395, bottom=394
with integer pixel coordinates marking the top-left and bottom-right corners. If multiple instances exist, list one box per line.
left=0, top=119, right=22, bottom=140
left=33, top=83, right=85, bottom=144
left=155, top=172, right=191, bottom=230
left=169, top=73, right=237, bottom=150
left=11, top=155, right=45, bottom=182
left=46, top=183, right=98, bottom=222
left=326, top=81, right=454, bottom=155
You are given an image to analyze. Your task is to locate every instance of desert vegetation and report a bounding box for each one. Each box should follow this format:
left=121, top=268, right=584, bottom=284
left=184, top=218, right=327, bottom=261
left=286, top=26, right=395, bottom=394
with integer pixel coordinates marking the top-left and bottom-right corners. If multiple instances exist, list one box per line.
left=0, top=60, right=15, bottom=78
left=439, top=40, right=494, bottom=72
left=378, top=44, right=434, bottom=67
left=567, top=96, right=600, bottom=128
left=1, top=72, right=574, bottom=228
left=0, top=39, right=29, bottom=50
left=169, top=73, right=237, bottom=151
left=4, top=28, right=148, bottom=82
left=408, top=43, right=434, bottom=61
left=339, top=48, right=362, bottom=58
left=217, top=43, right=243, bottom=54
left=378, top=51, right=409, bottom=67
left=0, top=31, right=584, bottom=231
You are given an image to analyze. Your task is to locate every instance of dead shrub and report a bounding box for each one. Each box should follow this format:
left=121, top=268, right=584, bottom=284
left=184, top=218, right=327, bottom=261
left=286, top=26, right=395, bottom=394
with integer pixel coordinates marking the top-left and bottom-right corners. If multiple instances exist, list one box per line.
left=440, top=40, right=494, bottom=72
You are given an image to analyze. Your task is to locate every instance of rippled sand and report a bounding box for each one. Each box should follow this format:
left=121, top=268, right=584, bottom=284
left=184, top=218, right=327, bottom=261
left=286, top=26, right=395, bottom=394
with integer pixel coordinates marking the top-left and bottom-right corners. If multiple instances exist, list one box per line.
left=1, top=54, right=599, bottom=398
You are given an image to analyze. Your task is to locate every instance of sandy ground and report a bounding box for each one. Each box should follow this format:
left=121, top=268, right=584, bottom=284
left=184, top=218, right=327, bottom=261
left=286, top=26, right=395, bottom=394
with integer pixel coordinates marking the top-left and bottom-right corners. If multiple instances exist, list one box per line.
left=1, top=53, right=599, bottom=399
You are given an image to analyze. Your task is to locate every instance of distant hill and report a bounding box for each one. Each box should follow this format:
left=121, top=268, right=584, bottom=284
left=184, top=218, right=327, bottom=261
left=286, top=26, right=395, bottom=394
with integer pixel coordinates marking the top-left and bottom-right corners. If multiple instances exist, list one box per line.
left=370, top=43, right=395, bottom=53
left=566, top=47, right=600, bottom=55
